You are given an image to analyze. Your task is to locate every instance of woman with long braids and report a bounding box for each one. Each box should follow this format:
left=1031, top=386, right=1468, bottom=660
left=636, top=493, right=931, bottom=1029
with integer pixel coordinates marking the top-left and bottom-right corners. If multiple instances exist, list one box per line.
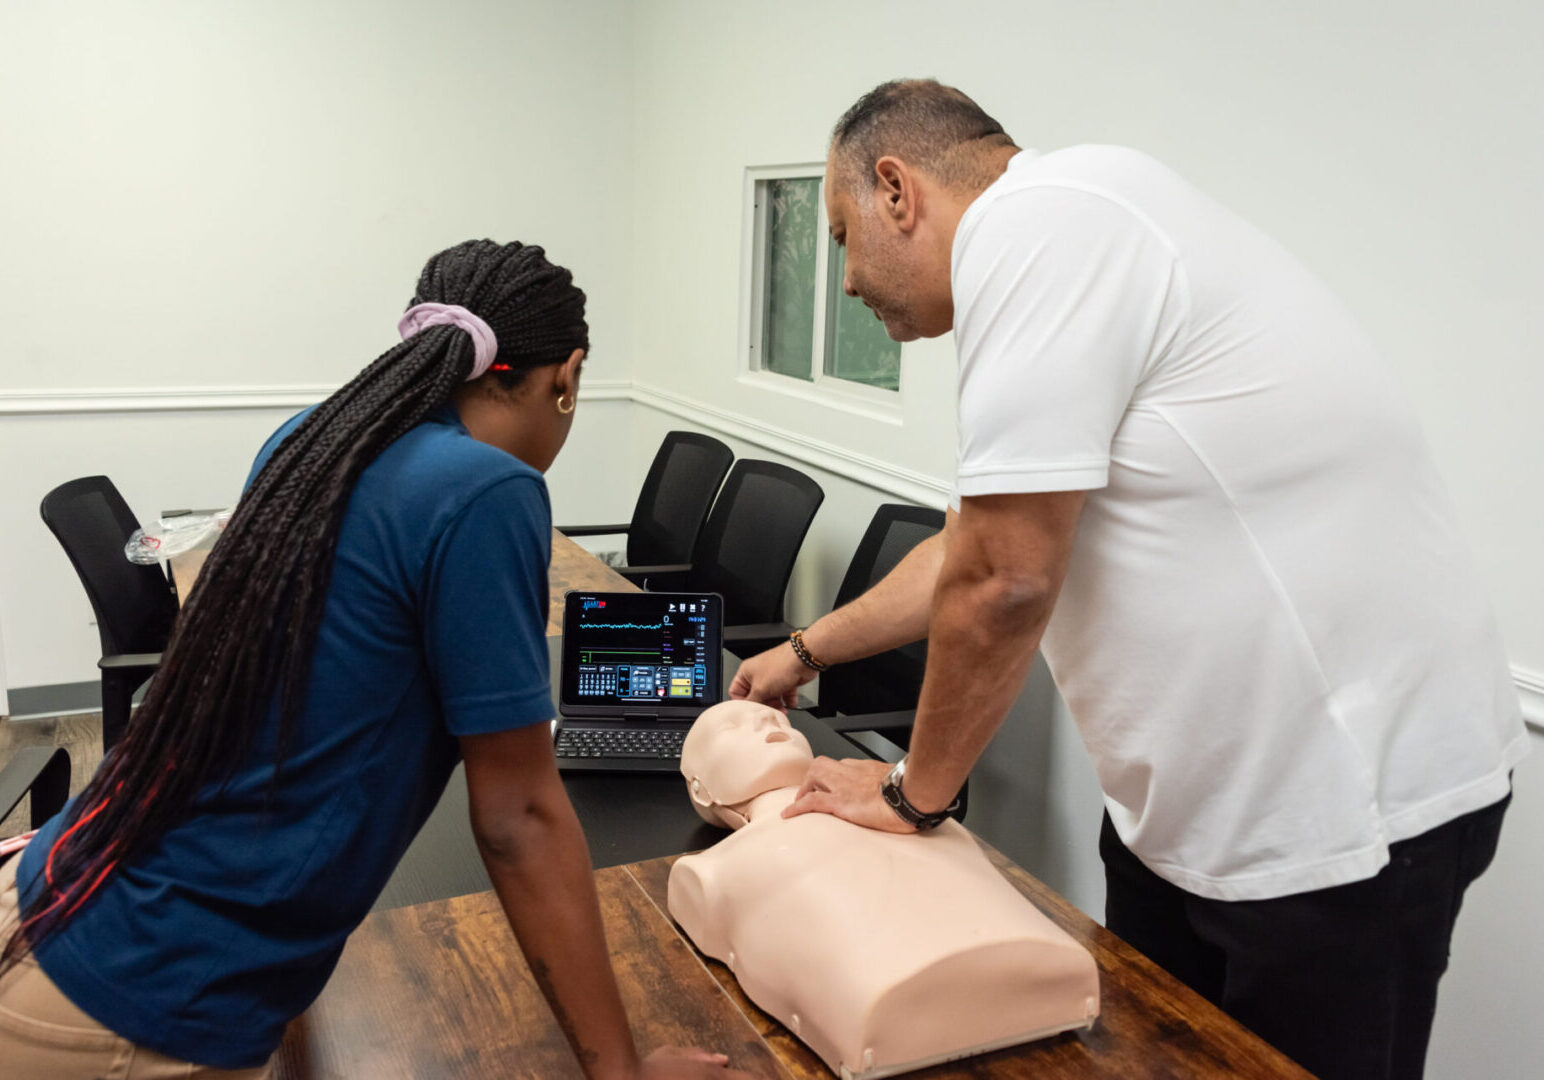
left=0, top=241, right=755, bottom=1080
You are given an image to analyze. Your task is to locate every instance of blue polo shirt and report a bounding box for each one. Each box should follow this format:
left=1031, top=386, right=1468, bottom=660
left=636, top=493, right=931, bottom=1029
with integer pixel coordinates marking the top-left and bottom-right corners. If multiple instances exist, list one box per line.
left=17, top=405, right=556, bottom=1068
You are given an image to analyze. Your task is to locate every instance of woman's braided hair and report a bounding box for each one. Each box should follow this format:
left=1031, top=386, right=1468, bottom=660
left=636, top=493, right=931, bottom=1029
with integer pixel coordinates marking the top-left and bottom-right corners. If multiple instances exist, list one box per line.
left=2, top=240, right=587, bottom=971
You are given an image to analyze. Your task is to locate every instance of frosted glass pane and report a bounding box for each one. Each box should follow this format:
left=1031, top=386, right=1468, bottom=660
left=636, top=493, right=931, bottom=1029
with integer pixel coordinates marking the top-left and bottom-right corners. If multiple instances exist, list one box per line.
left=825, top=242, right=901, bottom=391
left=761, top=178, right=819, bottom=381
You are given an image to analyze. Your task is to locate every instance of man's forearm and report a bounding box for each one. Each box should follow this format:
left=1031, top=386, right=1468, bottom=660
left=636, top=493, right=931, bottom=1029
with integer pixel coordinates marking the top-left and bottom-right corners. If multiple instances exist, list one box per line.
left=779, top=492, right=1082, bottom=834
left=899, top=564, right=1052, bottom=813
left=802, top=529, right=946, bottom=666
left=477, top=798, right=639, bottom=1080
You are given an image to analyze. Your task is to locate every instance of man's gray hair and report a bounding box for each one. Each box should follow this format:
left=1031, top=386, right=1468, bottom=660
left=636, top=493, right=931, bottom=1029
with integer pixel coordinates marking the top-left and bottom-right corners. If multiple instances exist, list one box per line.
left=830, top=79, right=1017, bottom=193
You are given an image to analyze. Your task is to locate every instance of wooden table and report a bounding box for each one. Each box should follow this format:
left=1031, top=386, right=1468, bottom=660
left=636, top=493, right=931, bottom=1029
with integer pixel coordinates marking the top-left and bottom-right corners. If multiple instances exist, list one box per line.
left=171, top=529, right=631, bottom=628
left=274, top=843, right=1310, bottom=1079
left=545, top=529, right=636, bottom=634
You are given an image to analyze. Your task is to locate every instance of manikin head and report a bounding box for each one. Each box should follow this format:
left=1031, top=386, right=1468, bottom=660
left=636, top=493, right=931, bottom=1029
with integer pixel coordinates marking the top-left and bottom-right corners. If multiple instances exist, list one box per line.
left=680, top=701, right=814, bottom=829
left=824, top=79, right=1019, bottom=342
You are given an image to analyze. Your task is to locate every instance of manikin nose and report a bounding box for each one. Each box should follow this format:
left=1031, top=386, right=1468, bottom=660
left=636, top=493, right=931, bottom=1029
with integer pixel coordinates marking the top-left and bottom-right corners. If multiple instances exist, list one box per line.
left=752, top=713, right=790, bottom=742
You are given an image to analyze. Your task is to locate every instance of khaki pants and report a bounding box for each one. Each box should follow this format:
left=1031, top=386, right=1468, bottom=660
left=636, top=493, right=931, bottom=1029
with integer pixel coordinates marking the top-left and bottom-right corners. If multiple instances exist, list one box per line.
left=0, top=855, right=274, bottom=1079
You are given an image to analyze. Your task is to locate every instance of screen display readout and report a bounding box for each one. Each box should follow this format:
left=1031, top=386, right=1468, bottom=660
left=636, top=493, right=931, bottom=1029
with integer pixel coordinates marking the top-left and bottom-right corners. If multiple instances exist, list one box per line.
left=564, top=593, right=719, bottom=708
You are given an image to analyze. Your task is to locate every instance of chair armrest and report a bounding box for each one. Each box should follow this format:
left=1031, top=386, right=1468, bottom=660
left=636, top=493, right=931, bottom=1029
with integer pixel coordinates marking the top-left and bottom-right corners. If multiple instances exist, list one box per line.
left=555, top=523, right=633, bottom=538
left=822, top=709, right=917, bottom=737
left=722, top=622, right=794, bottom=643
left=723, top=622, right=796, bottom=662
left=616, top=564, right=693, bottom=590
left=0, top=746, right=71, bottom=829
left=99, top=653, right=163, bottom=670
left=816, top=712, right=968, bottom=822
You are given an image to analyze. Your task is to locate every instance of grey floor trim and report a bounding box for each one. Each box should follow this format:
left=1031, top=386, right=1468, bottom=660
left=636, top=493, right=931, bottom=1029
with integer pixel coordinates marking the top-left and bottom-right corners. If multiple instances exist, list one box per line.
left=4, top=681, right=102, bottom=721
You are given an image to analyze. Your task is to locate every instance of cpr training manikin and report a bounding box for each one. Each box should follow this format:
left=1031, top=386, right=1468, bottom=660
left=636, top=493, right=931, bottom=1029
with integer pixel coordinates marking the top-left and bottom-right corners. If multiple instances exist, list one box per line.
left=666, top=701, right=1101, bottom=1079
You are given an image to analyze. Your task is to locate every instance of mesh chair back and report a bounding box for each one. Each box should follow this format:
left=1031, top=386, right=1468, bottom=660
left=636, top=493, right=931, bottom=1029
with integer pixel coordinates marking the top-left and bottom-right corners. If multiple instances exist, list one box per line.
left=40, top=476, right=178, bottom=658
left=689, top=460, right=824, bottom=625
left=627, top=432, right=734, bottom=566
left=819, top=504, right=946, bottom=716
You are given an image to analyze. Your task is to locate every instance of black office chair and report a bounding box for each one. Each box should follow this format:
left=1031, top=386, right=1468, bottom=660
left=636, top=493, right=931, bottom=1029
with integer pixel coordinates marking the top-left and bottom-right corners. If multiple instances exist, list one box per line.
left=558, top=431, right=733, bottom=569
left=40, top=477, right=178, bottom=752
left=620, top=459, right=824, bottom=655
left=804, top=504, right=965, bottom=820
left=813, top=503, right=946, bottom=727
left=1, top=747, right=71, bottom=855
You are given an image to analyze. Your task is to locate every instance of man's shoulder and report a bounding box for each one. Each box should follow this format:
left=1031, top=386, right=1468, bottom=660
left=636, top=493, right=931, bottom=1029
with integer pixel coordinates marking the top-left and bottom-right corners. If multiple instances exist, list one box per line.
left=974, top=146, right=1179, bottom=221
left=1013, top=144, right=1173, bottom=187
left=957, top=145, right=1185, bottom=272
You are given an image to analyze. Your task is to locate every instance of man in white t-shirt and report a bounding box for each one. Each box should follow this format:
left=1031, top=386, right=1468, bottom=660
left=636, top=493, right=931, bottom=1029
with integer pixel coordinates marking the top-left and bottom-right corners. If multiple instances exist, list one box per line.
left=730, top=79, right=1526, bottom=1080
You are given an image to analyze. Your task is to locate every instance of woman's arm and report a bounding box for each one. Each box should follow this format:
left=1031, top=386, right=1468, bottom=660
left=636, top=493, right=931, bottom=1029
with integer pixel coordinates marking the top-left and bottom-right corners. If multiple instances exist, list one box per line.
left=460, top=724, right=757, bottom=1080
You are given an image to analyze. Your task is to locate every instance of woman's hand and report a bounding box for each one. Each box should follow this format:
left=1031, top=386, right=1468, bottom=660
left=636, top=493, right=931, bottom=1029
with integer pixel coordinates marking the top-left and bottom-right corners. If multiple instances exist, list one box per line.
left=636, top=1045, right=764, bottom=1079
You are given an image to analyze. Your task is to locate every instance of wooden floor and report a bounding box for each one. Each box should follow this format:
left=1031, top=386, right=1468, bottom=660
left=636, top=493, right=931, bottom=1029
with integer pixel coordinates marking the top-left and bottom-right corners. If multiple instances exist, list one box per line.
left=0, top=712, right=103, bottom=838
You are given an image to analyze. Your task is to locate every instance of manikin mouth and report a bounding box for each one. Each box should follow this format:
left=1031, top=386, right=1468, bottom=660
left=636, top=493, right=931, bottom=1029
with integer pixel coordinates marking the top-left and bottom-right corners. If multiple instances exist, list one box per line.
left=764, top=731, right=790, bottom=744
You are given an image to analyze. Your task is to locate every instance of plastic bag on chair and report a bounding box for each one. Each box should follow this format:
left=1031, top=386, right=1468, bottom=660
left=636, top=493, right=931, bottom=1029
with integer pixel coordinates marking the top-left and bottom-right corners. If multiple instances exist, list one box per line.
left=125, top=509, right=232, bottom=565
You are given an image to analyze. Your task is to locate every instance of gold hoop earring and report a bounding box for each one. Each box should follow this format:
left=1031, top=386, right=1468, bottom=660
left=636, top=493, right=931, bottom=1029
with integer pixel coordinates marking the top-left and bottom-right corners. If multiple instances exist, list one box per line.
left=556, top=394, right=576, bottom=415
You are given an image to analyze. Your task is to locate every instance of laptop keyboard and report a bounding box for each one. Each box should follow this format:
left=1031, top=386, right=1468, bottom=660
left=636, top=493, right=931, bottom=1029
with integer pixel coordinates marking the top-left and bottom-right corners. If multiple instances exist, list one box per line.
left=555, top=727, right=688, bottom=761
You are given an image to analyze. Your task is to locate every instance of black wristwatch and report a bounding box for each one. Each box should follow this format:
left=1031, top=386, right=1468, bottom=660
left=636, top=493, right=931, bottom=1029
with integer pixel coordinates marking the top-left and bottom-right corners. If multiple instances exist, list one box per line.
left=880, top=757, right=959, bottom=832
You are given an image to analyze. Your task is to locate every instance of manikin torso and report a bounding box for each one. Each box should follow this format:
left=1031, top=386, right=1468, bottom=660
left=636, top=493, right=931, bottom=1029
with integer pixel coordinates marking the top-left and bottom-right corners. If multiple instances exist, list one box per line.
left=666, top=702, right=1100, bottom=1079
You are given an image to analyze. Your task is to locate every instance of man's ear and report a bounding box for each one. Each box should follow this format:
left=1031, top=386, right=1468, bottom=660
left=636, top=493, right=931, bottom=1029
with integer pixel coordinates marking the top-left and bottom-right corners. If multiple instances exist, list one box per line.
left=873, top=156, right=919, bottom=233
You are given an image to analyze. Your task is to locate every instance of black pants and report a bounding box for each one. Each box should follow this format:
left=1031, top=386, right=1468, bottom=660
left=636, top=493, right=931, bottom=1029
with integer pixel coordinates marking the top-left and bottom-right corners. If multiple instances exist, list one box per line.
left=1101, top=791, right=1510, bottom=1080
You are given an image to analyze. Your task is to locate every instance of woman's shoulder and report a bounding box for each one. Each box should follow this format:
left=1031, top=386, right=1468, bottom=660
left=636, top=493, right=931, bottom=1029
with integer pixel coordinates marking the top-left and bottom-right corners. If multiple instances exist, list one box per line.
left=354, top=420, right=548, bottom=544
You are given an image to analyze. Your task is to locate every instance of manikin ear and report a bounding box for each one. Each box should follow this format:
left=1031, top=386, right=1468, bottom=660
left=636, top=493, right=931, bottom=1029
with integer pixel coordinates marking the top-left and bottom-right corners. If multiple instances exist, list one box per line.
left=687, top=776, right=748, bottom=830
left=872, top=156, right=920, bottom=234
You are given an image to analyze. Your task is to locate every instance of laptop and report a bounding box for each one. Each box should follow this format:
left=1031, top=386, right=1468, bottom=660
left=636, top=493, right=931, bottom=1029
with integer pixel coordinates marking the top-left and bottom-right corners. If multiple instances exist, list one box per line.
left=553, top=589, right=725, bottom=772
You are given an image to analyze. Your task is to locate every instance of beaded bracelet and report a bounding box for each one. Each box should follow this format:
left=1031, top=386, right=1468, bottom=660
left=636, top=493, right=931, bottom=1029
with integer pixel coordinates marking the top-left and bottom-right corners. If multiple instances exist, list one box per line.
left=789, top=628, right=828, bottom=672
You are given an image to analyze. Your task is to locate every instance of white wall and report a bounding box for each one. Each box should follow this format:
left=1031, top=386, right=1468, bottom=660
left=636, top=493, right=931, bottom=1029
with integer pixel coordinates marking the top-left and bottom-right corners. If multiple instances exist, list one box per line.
left=628, top=0, right=1543, bottom=677
left=0, top=0, right=638, bottom=687
left=3, top=1, right=1541, bottom=1074
left=625, top=3, right=1544, bottom=1077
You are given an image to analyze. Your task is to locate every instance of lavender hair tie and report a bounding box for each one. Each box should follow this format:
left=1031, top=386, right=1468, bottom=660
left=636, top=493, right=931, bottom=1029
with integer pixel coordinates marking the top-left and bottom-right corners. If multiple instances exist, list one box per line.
left=397, top=303, right=499, bottom=380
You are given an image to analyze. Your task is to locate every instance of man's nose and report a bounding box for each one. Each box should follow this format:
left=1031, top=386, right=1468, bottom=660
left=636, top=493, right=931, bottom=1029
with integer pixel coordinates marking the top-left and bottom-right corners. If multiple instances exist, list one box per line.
left=844, top=276, right=858, bottom=298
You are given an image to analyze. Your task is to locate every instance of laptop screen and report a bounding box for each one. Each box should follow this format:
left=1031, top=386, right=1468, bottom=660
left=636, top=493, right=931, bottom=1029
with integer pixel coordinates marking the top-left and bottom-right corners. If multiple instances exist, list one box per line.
left=559, top=591, right=724, bottom=718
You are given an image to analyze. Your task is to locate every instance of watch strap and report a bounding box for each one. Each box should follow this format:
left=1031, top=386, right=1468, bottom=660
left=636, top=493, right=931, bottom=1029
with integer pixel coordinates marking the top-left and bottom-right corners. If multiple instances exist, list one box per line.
left=881, top=757, right=959, bottom=831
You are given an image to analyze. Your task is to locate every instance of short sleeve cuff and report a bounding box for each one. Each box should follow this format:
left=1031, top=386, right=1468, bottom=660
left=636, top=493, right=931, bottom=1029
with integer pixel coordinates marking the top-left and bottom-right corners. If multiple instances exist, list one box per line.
left=441, top=683, right=555, bottom=737
left=955, top=460, right=1109, bottom=497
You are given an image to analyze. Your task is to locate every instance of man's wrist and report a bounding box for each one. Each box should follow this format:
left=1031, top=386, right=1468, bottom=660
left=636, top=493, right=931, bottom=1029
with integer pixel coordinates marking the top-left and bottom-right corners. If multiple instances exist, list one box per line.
left=788, top=628, right=827, bottom=672
left=881, top=757, right=958, bottom=831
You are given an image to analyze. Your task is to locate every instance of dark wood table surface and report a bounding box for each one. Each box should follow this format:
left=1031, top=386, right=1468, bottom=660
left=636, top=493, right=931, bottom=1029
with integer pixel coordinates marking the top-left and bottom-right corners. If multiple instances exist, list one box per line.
left=268, top=534, right=1310, bottom=1078
left=275, top=848, right=1311, bottom=1079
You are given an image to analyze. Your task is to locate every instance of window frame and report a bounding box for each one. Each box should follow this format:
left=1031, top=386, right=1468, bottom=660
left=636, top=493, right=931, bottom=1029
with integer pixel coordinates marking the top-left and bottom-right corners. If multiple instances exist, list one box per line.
left=738, top=164, right=904, bottom=424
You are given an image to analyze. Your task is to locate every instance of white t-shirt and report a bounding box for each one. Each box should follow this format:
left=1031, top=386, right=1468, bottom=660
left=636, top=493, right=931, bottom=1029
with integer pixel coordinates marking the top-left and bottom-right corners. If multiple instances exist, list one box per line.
left=950, top=146, right=1527, bottom=901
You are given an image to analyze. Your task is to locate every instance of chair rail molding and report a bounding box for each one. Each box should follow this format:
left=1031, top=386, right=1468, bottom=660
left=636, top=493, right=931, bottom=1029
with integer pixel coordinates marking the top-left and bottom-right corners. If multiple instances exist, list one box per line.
left=628, top=381, right=949, bottom=509
left=1516, top=666, right=1544, bottom=734
left=0, top=380, right=635, bottom=416
left=6, top=377, right=1535, bottom=735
